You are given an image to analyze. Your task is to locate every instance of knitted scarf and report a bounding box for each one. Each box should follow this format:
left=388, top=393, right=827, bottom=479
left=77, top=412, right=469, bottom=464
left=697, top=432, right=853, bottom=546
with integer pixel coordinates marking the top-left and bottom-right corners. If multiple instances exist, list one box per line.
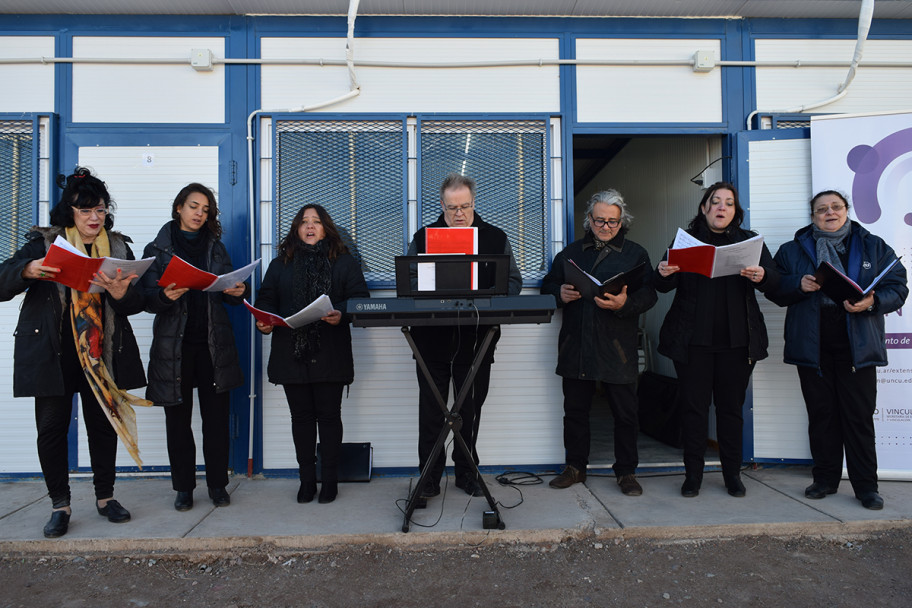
left=66, top=226, right=151, bottom=468
left=291, top=239, right=332, bottom=360
left=812, top=221, right=851, bottom=307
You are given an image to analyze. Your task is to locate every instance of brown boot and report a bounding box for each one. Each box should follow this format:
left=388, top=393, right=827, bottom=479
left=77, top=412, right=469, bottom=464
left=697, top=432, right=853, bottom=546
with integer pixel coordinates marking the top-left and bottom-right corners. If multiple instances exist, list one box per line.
left=549, top=465, right=586, bottom=489
left=617, top=474, right=643, bottom=496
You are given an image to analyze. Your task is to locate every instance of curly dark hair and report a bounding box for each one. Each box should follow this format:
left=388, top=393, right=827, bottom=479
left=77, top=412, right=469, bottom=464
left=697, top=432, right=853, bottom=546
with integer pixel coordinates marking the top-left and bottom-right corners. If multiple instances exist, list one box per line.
left=171, top=183, right=223, bottom=239
left=49, top=167, right=115, bottom=230
left=278, top=204, right=349, bottom=262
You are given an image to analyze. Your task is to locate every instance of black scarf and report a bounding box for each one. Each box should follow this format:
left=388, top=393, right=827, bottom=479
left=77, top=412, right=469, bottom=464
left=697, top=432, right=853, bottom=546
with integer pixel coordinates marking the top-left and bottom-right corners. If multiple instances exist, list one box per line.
left=170, top=221, right=210, bottom=344
left=292, top=239, right=333, bottom=359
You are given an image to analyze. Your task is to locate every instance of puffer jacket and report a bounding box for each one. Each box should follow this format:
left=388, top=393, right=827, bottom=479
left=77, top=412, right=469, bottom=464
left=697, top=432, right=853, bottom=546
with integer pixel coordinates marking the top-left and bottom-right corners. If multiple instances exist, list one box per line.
left=654, top=222, right=778, bottom=364
left=767, top=221, right=908, bottom=370
left=0, top=227, right=147, bottom=397
left=254, top=251, right=369, bottom=385
left=541, top=230, right=657, bottom=384
left=141, top=222, right=247, bottom=406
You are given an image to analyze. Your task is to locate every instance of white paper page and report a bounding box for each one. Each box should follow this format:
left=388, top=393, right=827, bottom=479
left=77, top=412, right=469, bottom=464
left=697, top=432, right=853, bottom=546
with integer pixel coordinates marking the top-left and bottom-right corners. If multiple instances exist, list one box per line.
left=670, top=228, right=706, bottom=249
left=710, top=234, right=764, bottom=278
left=417, top=262, right=436, bottom=291
left=203, top=259, right=261, bottom=292
left=284, top=294, right=334, bottom=329
left=93, top=257, right=156, bottom=293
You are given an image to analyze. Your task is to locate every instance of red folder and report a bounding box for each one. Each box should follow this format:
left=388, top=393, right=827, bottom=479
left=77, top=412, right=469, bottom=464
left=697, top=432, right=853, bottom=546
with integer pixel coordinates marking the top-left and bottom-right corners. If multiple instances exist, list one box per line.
left=425, top=227, right=478, bottom=290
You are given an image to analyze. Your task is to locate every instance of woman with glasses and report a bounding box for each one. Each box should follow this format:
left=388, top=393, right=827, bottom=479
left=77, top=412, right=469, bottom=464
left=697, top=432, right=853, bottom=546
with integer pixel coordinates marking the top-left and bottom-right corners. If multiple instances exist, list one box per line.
left=767, top=190, right=907, bottom=510
left=655, top=182, right=778, bottom=499
left=141, top=183, right=248, bottom=512
left=254, top=204, right=368, bottom=504
left=541, top=190, right=657, bottom=495
left=0, top=167, right=148, bottom=538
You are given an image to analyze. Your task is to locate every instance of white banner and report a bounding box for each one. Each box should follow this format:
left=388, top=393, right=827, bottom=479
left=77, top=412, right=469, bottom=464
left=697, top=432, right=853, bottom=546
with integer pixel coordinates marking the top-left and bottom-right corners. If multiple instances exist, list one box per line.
left=811, top=110, right=912, bottom=480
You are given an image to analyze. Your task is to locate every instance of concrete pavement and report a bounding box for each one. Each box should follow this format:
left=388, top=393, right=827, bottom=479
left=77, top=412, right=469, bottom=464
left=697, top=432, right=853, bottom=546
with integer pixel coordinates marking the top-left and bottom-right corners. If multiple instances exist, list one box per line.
left=2, top=466, right=911, bottom=555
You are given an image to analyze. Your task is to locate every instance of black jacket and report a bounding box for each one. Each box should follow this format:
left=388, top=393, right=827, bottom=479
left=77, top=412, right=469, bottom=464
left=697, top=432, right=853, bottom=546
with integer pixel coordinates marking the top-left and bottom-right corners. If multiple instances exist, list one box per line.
left=541, top=230, right=657, bottom=384
left=654, top=222, right=778, bottom=364
left=407, top=213, right=522, bottom=364
left=255, top=251, right=369, bottom=385
left=141, top=222, right=247, bottom=406
left=766, top=221, right=907, bottom=370
left=0, top=227, right=147, bottom=397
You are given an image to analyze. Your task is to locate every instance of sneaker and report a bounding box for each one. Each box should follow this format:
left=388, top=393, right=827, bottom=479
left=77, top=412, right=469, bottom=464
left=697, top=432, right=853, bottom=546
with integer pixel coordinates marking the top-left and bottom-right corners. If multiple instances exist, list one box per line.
left=617, top=474, right=643, bottom=496
left=549, top=465, right=586, bottom=489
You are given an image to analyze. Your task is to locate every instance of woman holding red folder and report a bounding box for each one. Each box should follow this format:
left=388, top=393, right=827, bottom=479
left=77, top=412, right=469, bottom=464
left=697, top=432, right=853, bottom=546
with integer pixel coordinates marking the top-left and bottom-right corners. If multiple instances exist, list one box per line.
left=254, top=204, right=368, bottom=504
left=766, top=190, right=907, bottom=510
left=0, top=167, right=147, bottom=538
left=142, top=183, right=248, bottom=512
left=654, top=182, right=777, bottom=499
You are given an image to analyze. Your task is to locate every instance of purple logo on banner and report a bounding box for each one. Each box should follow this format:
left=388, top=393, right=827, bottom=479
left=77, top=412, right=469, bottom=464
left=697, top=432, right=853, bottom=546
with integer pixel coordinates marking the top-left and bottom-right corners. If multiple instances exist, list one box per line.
left=847, top=126, right=912, bottom=227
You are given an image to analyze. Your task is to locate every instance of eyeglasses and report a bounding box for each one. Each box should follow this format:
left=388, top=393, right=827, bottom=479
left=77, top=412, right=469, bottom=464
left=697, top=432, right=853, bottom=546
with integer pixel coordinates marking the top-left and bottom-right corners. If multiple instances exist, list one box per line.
left=813, top=203, right=847, bottom=216
left=444, top=203, right=474, bottom=213
left=590, top=215, right=621, bottom=228
left=76, top=207, right=107, bottom=218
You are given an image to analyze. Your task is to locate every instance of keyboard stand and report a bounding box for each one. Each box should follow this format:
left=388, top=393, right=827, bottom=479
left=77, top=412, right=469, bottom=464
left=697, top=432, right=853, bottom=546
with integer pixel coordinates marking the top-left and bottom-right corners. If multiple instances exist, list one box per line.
left=399, top=325, right=505, bottom=533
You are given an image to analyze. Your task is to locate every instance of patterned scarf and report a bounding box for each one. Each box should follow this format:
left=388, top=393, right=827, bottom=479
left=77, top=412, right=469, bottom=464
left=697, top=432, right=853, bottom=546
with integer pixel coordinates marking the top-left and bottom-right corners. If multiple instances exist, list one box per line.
left=65, top=226, right=151, bottom=468
left=291, top=239, right=332, bottom=360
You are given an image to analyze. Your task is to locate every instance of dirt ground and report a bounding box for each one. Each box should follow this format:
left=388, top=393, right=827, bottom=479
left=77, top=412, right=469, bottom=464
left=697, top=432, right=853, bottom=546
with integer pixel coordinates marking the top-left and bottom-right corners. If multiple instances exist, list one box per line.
left=2, top=527, right=911, bottom=607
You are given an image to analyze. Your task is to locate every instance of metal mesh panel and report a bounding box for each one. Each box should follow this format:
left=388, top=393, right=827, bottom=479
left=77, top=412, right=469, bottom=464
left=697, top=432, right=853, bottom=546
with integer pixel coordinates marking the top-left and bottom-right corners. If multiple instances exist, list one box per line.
left=274, top=119, right=405, bottom=284
left=420, top=119, right=549, bottom=281
left=0, top=121, right=34, bottom=258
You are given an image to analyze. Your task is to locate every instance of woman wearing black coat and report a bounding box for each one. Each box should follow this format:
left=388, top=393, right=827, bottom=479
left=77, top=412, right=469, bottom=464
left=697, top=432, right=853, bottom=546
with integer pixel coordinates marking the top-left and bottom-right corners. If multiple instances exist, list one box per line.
left=655, top=182, right=778, bottom=499
left=141, top=183, right=248, bottom=511
left=254, top=204, right=369, bottom=504
left=0, top=168, right=148, bottom=538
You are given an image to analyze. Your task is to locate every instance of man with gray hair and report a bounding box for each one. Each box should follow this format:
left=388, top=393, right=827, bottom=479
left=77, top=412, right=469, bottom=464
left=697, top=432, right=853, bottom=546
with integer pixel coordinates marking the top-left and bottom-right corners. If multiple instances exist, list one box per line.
left=407, top=173, right=522, bottom=498
left=541, top=189, right=656, bottom=495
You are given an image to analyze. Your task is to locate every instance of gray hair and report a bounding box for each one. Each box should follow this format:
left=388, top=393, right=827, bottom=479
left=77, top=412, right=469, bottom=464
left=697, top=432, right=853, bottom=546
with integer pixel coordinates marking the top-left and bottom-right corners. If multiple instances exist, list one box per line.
left=440, top=173, right=477, bottom=201
left=583, top=189, right=633, bottom=232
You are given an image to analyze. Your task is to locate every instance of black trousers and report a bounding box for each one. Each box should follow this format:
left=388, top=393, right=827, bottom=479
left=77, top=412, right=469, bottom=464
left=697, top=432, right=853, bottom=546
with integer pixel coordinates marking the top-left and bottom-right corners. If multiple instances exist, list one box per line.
left=416, top=359, right=491, bottom=485
left=561, top=378, right=639, bottom=476
left=797, top=351, right=878, bottom=495
left=165, top=341, right=230, bottom=492
left=35, top=350, right=118, bottom=508
left=282, top=382, right=344, bottom=484
left=674, top=347, right=754, bottom=483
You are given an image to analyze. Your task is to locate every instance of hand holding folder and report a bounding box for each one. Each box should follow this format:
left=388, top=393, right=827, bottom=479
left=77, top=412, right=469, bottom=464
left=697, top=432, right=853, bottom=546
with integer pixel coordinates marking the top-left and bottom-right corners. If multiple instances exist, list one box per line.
left=41, top=236, right=154, bottom=293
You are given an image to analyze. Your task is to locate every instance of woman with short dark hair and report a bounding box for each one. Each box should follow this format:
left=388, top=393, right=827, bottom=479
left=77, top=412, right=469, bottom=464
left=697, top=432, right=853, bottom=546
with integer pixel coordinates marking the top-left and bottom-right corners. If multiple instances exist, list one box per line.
left=767, top=190, right=907, bottom=510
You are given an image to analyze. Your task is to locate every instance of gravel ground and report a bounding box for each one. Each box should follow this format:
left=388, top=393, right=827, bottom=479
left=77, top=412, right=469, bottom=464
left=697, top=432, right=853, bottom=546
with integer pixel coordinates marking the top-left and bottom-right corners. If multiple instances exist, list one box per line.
left=2, top=527, right=911, bottom=607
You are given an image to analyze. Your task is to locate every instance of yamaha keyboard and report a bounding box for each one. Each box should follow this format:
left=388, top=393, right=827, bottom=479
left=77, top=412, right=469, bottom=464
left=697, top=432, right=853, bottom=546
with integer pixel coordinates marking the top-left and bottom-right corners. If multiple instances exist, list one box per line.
left=347, top=294, right=556, bottom=327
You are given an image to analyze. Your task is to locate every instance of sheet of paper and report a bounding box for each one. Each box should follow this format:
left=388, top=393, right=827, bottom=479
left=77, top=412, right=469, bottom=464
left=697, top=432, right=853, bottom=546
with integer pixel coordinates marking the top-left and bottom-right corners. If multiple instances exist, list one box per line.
left=283, top=294, right=334, bottom=329
left=709, top=234, right=763, bottom=278
left=417, top=262, right=436, bottom=291
left=203, top=259, right=260, bottom=292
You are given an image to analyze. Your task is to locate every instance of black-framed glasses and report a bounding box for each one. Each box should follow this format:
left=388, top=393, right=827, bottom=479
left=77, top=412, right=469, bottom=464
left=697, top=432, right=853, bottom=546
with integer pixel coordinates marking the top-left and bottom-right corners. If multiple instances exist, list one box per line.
left=590, top=215, right=620, bottom=228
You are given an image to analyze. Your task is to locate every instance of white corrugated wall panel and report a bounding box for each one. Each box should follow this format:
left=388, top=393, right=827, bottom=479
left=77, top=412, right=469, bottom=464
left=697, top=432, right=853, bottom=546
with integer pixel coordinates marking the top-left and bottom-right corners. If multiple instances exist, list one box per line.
left=0, top=36, right=55, bottom=112
left=746, top=137, right=813, bottom=460
left=575, top=39, right=722, bottom=124
left=77, top=145, right=220, bottom=470
left=755, top=40, right=912, bottom=116
left=260, top=37, right=560, bottom=114
left=0, top=294, right=41, bottom=472
left=72, top=37, right=226, bottom=124
left=261, top=299, right=564, bottom=470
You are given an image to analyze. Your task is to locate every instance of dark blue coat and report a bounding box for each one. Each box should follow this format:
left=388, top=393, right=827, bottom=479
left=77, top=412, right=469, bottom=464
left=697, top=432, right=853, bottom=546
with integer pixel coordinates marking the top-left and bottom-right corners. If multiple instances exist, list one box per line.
left=767, top=221, right=908, bottom=370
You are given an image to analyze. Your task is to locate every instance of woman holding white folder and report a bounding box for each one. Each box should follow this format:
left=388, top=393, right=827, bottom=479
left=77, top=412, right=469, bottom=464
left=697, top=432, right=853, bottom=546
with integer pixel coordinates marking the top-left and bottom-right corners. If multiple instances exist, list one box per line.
left=654, top=182, right=778, bottom=499
left=766, top=190, right=907, bottom=510
left=142, top=183, right=248, bottom=512
left=0, top=167, right=147, bottom=538
left=254, top=204, right=368, bottom=504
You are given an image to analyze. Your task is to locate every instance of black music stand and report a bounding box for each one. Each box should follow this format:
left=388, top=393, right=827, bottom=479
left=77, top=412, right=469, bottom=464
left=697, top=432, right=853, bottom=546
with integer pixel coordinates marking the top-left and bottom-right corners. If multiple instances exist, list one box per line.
left=394, top=255, right=510, bottom=532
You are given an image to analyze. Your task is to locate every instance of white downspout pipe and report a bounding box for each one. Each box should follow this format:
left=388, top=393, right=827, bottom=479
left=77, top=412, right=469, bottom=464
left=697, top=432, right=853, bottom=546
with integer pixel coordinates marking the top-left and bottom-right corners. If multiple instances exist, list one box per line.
left=747, top=0, right=875, bottom=129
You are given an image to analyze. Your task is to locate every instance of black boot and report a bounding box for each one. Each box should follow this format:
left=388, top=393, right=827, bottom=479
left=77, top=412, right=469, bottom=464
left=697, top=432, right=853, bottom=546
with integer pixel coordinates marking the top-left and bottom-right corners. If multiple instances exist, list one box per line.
left=318, top=480, right=338, bottom=504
